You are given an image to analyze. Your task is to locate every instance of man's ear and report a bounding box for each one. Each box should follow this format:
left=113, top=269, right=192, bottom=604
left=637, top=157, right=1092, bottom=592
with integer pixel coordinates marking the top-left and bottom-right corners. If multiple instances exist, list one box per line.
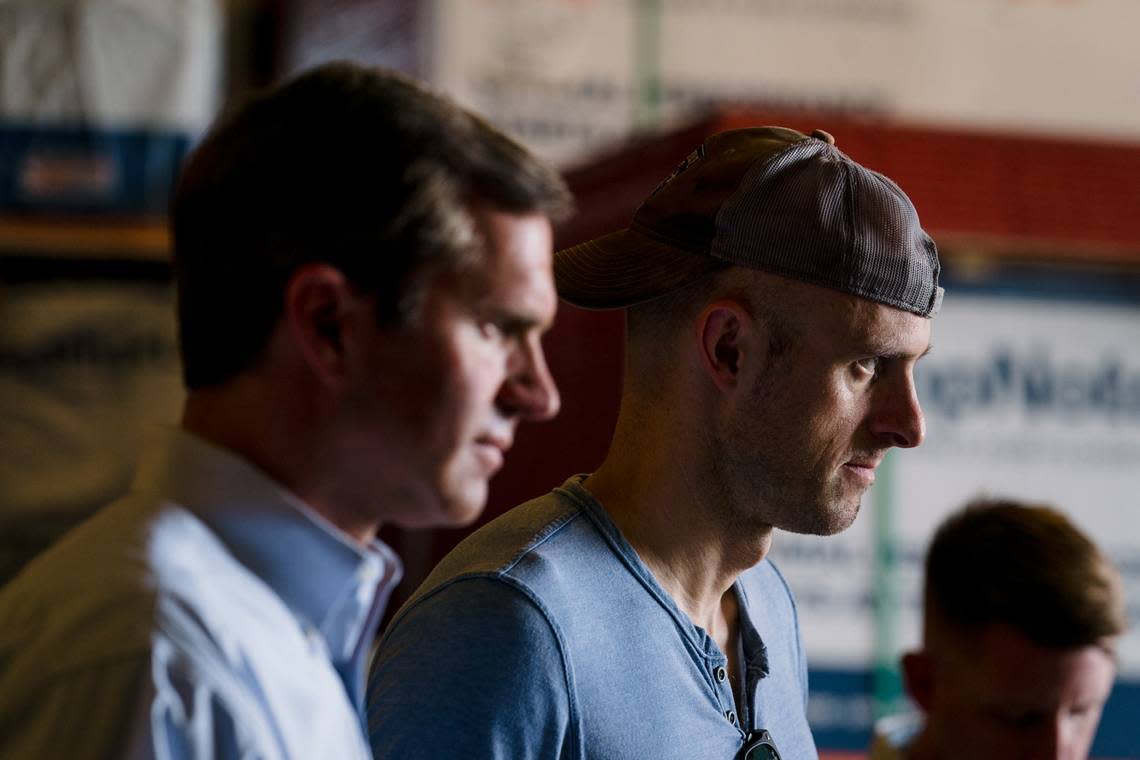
left=902, top=650, right=935, bottom=712
left=282, top=263, right=358, bottom=388
left=695, top=299, right=758, bottom=392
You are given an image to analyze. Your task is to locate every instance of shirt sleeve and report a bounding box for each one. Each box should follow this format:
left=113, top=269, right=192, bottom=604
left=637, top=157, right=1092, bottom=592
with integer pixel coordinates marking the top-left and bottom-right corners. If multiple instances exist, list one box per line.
left=366, top=575, right=577, bottom=759
left=107, top=626, right=283, bottom=760
left=132, top=640, right=253, bottom=760
left=0, top=646, right=268, bottom=760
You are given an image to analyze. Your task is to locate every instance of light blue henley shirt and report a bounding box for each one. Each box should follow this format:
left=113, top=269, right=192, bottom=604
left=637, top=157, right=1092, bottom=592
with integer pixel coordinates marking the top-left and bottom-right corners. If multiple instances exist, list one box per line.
left=368, top=476, right=817, bottom=759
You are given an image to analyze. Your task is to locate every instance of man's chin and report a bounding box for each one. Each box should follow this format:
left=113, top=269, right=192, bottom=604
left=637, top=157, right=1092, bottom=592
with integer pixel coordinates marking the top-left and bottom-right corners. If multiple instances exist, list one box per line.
left=824, top=508, right=860, bottom=535
left=387, top=479, right=488, bottom=530
left=438, top=480, right=490, bottom=528
left=829, top=495, right=863, bottom=534
left=789, top=497, right=862, bottom=537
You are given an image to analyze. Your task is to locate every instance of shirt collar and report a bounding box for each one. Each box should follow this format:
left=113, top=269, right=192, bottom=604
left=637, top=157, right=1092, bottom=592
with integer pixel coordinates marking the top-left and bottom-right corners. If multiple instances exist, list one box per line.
left=561, top=475, right=768, bottom=671
left=559, top=475, right=722, bottom=653
left=135, top=427, right=402, bottom=702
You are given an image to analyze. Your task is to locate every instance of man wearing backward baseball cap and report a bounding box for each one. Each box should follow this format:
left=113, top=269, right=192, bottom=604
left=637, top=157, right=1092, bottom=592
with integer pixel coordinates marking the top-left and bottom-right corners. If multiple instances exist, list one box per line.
left=367, top=127, right=942, bottom=759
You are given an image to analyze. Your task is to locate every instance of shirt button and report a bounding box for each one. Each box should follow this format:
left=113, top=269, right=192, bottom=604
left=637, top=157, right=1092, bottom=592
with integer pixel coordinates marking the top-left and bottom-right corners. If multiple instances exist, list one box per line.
left=715, top=666, right=727, bottom=683
left=725, top=709, right=737, bottom=725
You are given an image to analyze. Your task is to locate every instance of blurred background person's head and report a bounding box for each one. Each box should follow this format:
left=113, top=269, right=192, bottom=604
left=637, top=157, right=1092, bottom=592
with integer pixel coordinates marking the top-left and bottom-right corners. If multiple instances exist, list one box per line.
left=894, top=499, right=1126, bottom=760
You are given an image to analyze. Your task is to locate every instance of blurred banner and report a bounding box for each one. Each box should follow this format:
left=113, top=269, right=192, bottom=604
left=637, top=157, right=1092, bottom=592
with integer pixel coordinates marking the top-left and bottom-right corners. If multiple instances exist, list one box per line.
left=430, top=0, right=1140, bottom=165
left=0, top=0, right=220, bottom=580
left=770, top=268, right=1140, bottom=756
left=280, top=0, right=423, bottom=77
left=0, top=270, right=183, bottom=582
left=0, top=0, right=221, bottom=130
left=0, top=0, right=221, bottom=214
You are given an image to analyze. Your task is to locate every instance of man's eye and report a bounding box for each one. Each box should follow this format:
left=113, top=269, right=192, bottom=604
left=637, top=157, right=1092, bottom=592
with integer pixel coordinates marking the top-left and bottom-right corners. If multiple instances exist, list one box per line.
left=992, top=709, right=1045, bottom=730
left=479, top=322, right=505, bottom=340
left=1068, top=702, right=1099, bottom=720
left=481, top=321, right=530, bottom=347
left=855, top=357, right=880, bottom=376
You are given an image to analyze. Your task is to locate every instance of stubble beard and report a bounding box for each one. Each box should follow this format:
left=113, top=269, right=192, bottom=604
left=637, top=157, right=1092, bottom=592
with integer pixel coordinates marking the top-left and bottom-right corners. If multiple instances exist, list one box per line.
left=713, top=354, right=865, bottom=538
left=710, top=426, right=865, bottom=538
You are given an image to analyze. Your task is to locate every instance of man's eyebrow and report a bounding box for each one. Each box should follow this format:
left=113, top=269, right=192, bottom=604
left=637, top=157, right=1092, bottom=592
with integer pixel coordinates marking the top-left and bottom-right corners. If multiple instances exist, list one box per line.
left=483, top=307, right=550, bottom=334
left=878, top=343, right=933, bottom=362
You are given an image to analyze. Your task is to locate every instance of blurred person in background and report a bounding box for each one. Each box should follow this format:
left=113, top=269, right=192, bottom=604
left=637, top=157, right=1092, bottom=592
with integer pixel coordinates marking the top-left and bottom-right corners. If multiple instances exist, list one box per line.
left=0, top=61, right=569, bottom=758
left=872, top=498, right=1127, bottom=760
left=368, top=126, right=942, bottom=759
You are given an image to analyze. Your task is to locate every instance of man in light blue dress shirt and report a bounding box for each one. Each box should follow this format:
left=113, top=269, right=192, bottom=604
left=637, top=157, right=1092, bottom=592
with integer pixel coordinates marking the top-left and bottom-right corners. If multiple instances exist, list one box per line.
left=0, top=62, right=570, bottom=758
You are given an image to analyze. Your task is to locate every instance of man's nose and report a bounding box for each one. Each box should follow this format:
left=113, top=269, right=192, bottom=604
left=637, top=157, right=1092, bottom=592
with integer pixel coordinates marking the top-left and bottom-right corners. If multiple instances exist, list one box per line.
left=497, top=338, right=561, bottom=422
left=868, top=372, right=925, bottom=449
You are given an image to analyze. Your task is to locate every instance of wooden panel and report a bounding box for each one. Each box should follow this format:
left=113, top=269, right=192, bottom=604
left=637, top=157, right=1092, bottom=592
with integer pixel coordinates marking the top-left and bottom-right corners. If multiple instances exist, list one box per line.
left=0, top=217, right=169, bottom=260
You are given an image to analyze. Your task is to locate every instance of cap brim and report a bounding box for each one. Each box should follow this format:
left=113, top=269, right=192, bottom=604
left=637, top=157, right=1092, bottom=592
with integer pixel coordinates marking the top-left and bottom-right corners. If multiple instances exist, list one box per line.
left=555, top=227, right=727, bottom=310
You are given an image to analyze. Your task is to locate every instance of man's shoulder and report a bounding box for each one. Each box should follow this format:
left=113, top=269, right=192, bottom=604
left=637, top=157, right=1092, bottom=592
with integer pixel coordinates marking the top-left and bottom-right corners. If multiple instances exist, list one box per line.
left=385, top=481, right=634, bottom=647
left=369, top=488, right=593, bottom=759
left=145, top=505, right=308, bottom=658
left=0, top=493, right=331, bottom=749
left=1, top=496, right=160, bottom=667
left=0, top=493, right=296, bottom=684
left=414, top=485, right=595, bottom=593
left=0, top=497, right=224, bottom=732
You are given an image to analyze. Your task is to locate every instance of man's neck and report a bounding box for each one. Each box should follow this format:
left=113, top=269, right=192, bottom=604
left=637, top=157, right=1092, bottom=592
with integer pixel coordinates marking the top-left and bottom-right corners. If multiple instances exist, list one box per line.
left=583, top=439, right=772, bottom=637
left=181, top=378, right=381, bottom=546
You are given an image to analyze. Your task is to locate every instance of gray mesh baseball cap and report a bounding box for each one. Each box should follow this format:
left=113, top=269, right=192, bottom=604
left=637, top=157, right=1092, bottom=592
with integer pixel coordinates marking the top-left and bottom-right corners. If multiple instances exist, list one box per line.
left=555, top=126, right=943, bottom=316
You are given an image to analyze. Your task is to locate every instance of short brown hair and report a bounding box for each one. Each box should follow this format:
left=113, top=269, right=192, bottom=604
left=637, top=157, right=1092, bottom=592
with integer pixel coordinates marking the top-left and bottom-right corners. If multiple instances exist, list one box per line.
left=172, top=62, right=571, bottom=389
left=625, top=265, right=799, bottom=376
left=924, top=498, right=1126, bottom=650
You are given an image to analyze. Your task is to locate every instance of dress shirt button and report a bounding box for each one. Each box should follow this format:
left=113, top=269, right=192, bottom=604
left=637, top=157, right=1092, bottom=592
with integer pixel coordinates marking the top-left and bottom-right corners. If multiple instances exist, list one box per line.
left=725, top=709, right=737, bottom=725
left=715, top=666, right=727, bottom=683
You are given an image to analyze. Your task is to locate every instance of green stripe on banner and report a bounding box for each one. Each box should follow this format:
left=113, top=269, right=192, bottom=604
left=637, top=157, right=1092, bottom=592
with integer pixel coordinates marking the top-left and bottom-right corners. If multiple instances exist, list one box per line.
left=633, top=0, right=662, bottom=130
left=871, top=450, right=904, bottom=719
